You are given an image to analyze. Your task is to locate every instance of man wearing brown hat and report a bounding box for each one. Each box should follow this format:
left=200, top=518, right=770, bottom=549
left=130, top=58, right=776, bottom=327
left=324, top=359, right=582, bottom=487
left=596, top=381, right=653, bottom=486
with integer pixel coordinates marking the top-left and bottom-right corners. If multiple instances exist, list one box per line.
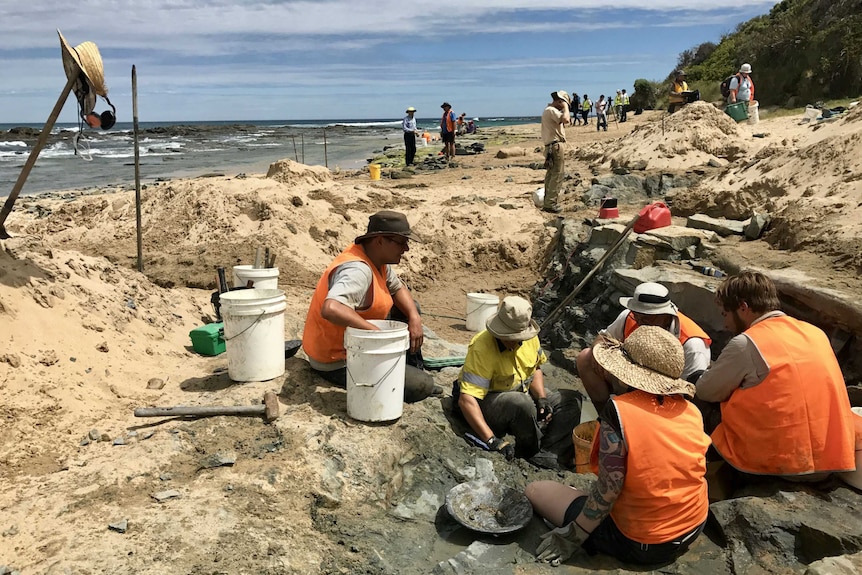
left=527, top=326, right=710, bottom=566
left=541, top=90, right=571, bottom=213
left=302, top=210, right=440, bottom=402
left=454, top=296, right=575, bottom=464
left=440, top=102, right=457, bottom=161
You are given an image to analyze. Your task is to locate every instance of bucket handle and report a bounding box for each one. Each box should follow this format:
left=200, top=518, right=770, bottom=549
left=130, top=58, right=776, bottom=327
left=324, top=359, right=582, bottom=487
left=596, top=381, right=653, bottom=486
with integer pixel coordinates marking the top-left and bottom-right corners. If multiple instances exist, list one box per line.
left=223, top=310, right=266, bottom=341
left=346, top=354, right=403, bottom=387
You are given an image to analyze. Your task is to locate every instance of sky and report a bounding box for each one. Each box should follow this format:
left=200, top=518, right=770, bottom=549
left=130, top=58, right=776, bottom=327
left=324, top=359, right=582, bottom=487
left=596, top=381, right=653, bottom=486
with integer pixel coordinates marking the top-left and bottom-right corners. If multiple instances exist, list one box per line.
left=0, top=0, right=778, bottom=124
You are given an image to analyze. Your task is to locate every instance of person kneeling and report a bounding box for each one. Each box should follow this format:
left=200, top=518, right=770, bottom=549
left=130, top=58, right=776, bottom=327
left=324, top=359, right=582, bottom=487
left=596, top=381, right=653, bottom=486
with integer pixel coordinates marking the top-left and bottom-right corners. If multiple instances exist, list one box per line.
left=526, top=327, right=710, bottom=566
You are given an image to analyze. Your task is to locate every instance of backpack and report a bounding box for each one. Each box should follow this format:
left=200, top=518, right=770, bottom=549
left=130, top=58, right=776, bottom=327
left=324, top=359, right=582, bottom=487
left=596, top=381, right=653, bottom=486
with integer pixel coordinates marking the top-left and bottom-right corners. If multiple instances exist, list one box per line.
left=720, top=74, right=739, bottom=99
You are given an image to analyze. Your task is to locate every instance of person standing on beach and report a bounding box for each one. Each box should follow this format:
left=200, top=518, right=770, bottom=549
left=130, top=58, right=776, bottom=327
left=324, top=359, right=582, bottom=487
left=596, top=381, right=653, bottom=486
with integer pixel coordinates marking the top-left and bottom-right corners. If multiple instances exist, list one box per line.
left=596, top=95, right=608, bottom=132
left=570, top=92, right=582, bottom=125
left=541, top=90, right=571, bottom=214
left=302, top=210, right=442, bottom=403
left=402, top=106, right=420, bottom=166
left=620, top=89, right=629, bottom=122
left=440, top=102, right=457, bottom=161
left=727, top=63, right=754, bottom=107
left=580, top=95, right=592, bottom=126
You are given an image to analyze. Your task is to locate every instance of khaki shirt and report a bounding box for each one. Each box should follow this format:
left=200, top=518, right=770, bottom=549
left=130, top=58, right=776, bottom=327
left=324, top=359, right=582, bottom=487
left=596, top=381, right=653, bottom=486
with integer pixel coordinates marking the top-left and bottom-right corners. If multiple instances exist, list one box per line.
left=541, top=105, right=567, bottom=145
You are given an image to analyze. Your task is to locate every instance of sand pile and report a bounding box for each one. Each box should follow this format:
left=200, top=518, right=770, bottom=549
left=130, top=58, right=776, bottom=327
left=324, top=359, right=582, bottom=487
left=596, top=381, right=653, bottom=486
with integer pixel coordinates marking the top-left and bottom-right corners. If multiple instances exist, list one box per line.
left=573, top=101, right=750, bottom=171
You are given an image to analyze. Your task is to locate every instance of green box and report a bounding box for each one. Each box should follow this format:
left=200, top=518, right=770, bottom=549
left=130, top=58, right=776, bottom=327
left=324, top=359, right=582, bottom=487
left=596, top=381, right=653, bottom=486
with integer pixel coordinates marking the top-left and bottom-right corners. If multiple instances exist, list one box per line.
left=190, top=322, right=226, bottom=356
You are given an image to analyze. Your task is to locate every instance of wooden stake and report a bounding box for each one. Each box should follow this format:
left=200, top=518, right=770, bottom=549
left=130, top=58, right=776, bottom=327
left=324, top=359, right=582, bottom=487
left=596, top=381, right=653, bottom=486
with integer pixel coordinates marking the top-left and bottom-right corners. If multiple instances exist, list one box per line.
left=323, top=128, right=328, bottom=168
left=132, top=65, right=144, bottom=272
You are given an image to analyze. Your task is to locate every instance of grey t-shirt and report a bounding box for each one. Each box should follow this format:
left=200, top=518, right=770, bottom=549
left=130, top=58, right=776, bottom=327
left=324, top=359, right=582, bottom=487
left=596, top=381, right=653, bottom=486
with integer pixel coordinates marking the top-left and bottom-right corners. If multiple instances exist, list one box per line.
left=309, top=261, right=402, bottom=371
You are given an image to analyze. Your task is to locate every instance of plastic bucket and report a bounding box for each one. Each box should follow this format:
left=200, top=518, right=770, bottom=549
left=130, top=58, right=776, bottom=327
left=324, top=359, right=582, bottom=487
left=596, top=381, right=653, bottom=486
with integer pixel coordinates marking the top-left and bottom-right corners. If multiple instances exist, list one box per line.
left=572, top=420, right=599, bottom=473
left=725, top=101, right=749, bottom=122
left=344, top=319, right=409, bottom=422
left=369, top=164, right=381, bottom=180
left=219, top=289, right=287, bottom=382
left=466, top=293, right=500, bottom=332
left=747, top=101, right=760, bottom=125
left=838, top=407, right=862, bottom=490
left=232, top=265, right=280, bottom=290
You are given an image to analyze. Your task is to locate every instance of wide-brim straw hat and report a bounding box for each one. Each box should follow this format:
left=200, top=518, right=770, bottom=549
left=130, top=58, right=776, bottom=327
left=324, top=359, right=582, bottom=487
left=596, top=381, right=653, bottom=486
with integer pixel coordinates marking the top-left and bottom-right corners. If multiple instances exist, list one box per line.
left=593, top=325, right=695, bottom=397
left=486, top=296, right=539, bottom=341
left=58, top=29, right=108, bottom=97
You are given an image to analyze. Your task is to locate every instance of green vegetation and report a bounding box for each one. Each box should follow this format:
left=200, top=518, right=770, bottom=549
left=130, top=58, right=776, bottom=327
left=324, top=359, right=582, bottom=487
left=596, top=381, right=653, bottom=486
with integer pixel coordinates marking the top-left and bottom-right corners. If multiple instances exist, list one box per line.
left=675, top=0, right=862, bottom=107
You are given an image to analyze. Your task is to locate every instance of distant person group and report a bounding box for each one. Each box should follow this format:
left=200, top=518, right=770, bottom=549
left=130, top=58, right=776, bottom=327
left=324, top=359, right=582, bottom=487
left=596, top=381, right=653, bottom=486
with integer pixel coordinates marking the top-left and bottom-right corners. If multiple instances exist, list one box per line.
left=400, top=103, right=478, bottom=165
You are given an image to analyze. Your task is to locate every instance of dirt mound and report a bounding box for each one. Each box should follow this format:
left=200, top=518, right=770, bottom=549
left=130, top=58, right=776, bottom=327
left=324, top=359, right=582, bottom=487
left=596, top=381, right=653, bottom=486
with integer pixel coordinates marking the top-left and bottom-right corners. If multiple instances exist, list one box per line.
left=266, top=159, right=332, bottom=185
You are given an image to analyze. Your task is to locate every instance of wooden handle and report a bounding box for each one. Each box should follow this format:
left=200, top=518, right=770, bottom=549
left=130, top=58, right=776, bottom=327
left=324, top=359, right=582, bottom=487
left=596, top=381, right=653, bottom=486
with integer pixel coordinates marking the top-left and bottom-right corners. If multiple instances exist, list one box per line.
left=134, top=405, right=264, bottom=418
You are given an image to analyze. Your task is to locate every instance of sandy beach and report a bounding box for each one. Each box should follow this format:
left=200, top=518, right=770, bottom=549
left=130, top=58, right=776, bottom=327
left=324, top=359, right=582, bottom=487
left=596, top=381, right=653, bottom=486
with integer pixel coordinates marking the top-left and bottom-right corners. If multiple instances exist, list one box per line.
left=2, top=102, right=862, bottom=574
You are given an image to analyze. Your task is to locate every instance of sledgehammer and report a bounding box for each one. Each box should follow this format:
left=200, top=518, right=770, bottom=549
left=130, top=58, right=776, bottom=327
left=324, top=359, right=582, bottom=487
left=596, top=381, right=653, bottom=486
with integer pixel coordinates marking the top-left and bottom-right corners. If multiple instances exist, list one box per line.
left=134, top=391, right=280, bottom=423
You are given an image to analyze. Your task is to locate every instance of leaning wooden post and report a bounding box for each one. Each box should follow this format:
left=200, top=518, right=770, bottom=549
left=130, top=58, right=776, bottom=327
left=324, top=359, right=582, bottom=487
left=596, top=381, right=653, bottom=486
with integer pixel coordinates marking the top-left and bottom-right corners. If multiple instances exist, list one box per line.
left=132, top=65, right=143, bottom=272
left=0, top=74, right=76, bottom=239
left=323, top=128, right=329, bottom=168
left=292, top=135, right=298, bottom=162
left=301, top=134, right=305, bottom=164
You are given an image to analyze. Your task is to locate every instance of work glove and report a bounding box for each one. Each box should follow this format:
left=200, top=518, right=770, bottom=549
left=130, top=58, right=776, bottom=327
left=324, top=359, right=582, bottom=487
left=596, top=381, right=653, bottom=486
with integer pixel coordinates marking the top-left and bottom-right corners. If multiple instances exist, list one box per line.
left=487, top=436, right=515, bottom=461
left=536, top=521, right=590, bottom=566
left=536, top=397, right=553, bottom=423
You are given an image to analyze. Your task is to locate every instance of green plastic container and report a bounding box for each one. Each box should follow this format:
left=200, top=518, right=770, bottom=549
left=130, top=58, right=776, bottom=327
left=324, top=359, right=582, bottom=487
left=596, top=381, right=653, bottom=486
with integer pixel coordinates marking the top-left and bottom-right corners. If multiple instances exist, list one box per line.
left=190, top=322, right=226, bottom=356
left=725, top=101, right=749, bottom=122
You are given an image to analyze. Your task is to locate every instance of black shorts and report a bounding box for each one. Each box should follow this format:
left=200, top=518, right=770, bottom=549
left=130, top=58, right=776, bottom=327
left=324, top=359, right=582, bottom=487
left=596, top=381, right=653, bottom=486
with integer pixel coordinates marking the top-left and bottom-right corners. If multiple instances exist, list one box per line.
left=441, top=132, right=455, bottom=144
left=563, top=496, right=705, bottom=566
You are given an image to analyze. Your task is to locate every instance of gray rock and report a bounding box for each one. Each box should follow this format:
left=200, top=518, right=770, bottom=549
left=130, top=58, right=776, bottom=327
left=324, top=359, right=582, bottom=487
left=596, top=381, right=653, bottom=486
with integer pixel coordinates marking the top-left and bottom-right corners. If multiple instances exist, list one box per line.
left=199, top=452, right=236, bottom=469
left=628, top=159, right=648, bottom=171
left=708, top=156, right=729, bottom=168
left=805, top=551, right=862, bottom=575
left=112, top=437, right=126, bottom=446
left=88, top=429, right=101, bottom=441
left=151, top=490, right=181, bottom=502
left=108, top=519, right=128, bottom=533
left=433, top=541, right=515, bottom=575
left=687, top=214, right=747, bottom=236
left=642, top=225, right=717, bottom=251
left=744, top=212, right=770, bottom=240
left=589, top=224, right=629, bottom=246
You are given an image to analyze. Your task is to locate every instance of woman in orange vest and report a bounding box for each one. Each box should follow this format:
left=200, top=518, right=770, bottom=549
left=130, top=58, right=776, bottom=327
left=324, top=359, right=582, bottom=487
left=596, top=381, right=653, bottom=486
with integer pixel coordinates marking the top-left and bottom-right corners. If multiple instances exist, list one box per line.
left=527, top=326, right=710, bottom=566
left=695, top=271, right=855, bottom=478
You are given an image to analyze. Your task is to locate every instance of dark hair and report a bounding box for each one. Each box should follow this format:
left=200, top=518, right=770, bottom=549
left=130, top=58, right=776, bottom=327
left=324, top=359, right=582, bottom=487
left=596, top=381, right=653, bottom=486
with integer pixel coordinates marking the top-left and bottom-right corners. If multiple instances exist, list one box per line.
left=715, top=271, right=781, bottom=314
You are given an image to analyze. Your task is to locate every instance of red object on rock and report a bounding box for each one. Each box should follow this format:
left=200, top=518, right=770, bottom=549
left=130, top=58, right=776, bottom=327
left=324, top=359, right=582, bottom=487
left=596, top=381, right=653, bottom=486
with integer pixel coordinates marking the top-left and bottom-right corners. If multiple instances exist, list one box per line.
left=599, top=197, right=619, bottom=219
left=633, top=202, right=672, bottom=233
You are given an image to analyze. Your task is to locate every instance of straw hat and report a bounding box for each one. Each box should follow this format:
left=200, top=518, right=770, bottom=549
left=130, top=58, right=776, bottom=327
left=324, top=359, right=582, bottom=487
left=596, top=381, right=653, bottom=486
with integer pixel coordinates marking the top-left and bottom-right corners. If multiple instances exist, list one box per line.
left=592, top=326, right=695, bottom=397
left=619, top=282, right=677, bottom=316
left=58, top=29, right=108, bottom=97
left=552, top=90, right=571, bottom=107
left=486, top=296, right=539, bottom=341
left=406, top=107, right=416, bottom=113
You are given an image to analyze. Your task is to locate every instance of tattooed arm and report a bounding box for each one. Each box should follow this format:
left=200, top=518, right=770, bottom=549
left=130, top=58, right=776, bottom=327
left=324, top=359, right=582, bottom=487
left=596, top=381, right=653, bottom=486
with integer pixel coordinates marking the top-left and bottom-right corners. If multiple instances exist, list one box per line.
left=576, top=407, right=627, bottom=533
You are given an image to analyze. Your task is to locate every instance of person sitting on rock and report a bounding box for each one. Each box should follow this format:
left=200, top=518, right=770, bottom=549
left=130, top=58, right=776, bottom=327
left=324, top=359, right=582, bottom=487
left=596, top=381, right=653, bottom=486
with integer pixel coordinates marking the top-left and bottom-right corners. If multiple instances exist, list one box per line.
left=576, top=282, right=711, bottom=415
left=527, top=326, right=710, bottom=567
left=695, top=271, right=855, bottom=481
left=302, top=210, right=441, bottom=402
left=453, top=296, right=573, bottom=464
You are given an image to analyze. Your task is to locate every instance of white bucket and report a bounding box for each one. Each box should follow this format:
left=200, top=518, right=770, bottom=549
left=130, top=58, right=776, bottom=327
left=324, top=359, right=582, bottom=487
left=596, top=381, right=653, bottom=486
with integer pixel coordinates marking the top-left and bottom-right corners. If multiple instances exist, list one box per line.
left=219, top=289, right=286, bottom=382
left=466, top=293, right=500, bottom=332
left=344, top=320, right=409, bottom=422
left=233, top=265, right=280, bottom=290
left=747, top=101, right=760, bottom=125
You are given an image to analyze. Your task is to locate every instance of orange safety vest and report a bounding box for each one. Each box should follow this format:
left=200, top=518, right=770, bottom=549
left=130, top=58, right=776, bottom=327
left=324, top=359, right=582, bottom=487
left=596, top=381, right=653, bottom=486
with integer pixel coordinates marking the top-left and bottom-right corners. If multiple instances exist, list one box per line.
left=624, top=311, right=712, bottom=348
left=590, top=390, right=710, bottom=543
left=302, top=243, right=393, bottom=364
left=441, top=110, right=455, bottom=133
left=712, top=315, right=855, bottom=475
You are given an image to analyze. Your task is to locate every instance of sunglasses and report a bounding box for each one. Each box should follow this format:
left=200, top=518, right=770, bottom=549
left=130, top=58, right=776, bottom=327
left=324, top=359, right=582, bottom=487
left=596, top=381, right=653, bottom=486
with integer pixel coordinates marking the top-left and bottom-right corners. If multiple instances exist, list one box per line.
left=384, top=236, right=409, bottom=248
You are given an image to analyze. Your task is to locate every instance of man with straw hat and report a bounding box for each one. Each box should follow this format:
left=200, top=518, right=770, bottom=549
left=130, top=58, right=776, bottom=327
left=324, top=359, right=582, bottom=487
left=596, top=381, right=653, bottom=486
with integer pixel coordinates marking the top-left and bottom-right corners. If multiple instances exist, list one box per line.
left=540, top=90, right=571, bottom=213
left=576, top=282, right=711, bottom=416
left=302, top=210, right=441, bottom=402
left=526, top=326, right=710, bottom=566
left=402, top=106, right=420, bottom=166
left=454, top=296, right=579, bottom=466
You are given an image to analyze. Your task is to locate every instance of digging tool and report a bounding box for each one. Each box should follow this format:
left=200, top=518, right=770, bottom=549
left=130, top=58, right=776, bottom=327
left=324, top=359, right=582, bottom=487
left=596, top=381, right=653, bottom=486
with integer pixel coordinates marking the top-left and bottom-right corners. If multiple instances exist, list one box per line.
left=134, top=391, right=280, bottom=423
left=540, top=212, right=640, bottom=329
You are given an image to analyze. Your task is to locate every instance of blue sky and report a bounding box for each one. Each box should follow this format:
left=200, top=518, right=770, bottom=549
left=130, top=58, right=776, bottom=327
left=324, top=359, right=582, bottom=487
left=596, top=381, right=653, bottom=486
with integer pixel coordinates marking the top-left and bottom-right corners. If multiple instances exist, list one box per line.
left=0, top=1, right=777, bottom=123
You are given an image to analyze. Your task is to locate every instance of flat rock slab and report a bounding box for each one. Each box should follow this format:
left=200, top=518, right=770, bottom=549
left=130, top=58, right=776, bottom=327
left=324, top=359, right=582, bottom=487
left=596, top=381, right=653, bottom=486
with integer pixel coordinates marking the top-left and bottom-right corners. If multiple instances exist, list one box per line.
left=151, top=490, right=182, bottom=503
left=641, top=224, right=718, bottom=251
left=687, top=214, right=748, bottom=236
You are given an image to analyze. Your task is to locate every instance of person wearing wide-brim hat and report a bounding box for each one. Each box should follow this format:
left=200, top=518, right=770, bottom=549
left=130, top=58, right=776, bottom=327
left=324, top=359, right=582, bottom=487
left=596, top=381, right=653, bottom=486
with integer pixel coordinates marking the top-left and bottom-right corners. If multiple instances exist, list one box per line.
left=527, top=326, right=711, bottom=566
left=454, top=296, right=578, bottom=467
left=576, top=281, right=711, bottom=415
left=402, top=106, right=420, bottom=166
left=728, top=63, right=754, bottom=105
left=302, top=210, right=441, bottom=402
left=668, top=69, right=690, bottom=114
left=58, top=30, right=116, bottom=130
left=540, top=90, right=571, bottom=213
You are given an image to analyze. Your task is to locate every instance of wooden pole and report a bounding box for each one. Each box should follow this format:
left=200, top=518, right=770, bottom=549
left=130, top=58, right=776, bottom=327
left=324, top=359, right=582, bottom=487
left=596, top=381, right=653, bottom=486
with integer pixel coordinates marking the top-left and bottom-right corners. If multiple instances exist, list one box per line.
left=0, top=74, right=76, bottom=239
left=323, top=128, right=328, bottom=168
left=301, top=134, right=305, bottom=164
left=292, top=135, right=298, bottom=162
left=132, top=65, right=143, bottom=272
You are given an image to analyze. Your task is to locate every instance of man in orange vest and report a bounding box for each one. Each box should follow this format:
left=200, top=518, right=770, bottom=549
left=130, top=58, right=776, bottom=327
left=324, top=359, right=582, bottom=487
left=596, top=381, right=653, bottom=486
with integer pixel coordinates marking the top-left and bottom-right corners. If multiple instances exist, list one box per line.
left=576, top=282, right=711, bottom=415
left=527, top=326, right=710, bottom=566
left=302, top=210, right=441, bottom=402
left=695, top=271, right=855, bottom=479
left=440, top=102, right=457, bottom=161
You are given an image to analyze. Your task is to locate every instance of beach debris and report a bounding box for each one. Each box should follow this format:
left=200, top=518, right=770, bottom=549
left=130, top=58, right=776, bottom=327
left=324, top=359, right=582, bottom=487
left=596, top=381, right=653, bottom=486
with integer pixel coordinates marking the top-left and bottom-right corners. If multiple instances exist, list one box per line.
left=495, top=147, right=527, bottom=159
left=108, top=519, right=128, bottom=533
left=134, top=391, right=280, bottom=423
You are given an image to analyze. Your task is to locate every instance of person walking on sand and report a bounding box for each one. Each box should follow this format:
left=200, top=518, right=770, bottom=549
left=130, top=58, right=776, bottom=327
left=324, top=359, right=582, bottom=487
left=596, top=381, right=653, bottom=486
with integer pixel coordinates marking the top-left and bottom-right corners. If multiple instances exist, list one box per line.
left=595, top=95, right=608, bottom=132
left=541, top=90, right=571, bottom=214
left=527, top=326, right=710, bottom=567
left=570, top=92, right=581, bottom=125
left=440, top=102, right=457, bottom=161
left=694, top=271, right=855, bottom=481
left=402, top=106, right=420, bottom=166
left=580, top=94, right=592, bottom=126
left=302, top=210, right=442, bottom=403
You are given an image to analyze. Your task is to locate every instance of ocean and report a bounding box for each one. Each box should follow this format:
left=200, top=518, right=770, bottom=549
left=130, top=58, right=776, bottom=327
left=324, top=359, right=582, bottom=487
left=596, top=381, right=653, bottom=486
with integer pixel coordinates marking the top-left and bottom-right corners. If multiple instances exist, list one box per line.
left=0, top=117, right=539, bottom=196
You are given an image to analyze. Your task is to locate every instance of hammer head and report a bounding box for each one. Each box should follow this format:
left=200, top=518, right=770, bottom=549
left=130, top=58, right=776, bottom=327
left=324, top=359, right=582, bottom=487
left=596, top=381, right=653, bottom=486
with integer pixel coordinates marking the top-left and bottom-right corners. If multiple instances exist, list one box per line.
left=263, top=391, right=280, bottom=422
